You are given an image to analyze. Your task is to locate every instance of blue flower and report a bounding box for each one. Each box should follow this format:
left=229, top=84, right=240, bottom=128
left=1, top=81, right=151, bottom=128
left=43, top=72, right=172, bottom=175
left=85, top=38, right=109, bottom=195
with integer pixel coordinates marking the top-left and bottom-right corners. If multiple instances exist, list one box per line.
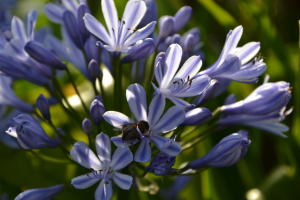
left=152, top=44, right=211, bottom=108
left=0, top=108, right=20, bottom=149
left=70, top=133, right=133, bottom=200
left=181, top=107, right=212, bottom=126
left=189, top=130, right=251, bottom=169
left=6, top=114, right=59, bottom=149
left=83, top=0, right=156, bottom=53
left=15, top=184, right=64, bottom=200
left=103, top=84, right=184, bottom=162
left=195, top=26, right=266, bottom=84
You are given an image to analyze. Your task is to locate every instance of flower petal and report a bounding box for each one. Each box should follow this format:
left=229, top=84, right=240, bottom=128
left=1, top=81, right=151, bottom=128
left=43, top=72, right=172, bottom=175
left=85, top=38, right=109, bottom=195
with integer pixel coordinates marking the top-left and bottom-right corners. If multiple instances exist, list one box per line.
left=147, top=93, right=165, bottom=128
left=120, top=0, right=147, bottom=43
left=154, top=59, right=163, bottom=87
left=150, top=134, right=168, bottom=150
left=126, top=84, right=147, bottom=122
left=160, top=138, right=182, bottom=156
left=71, top=173, right=100, bottom=189
left=134, top=138, right=151, bottom=162
left=44, top=3, right=64, bottom=24
left=70, top=141, right=102, bottom=170
left=152, top=106, right=185, bottom=134
left=112, top=172, right=133, bottom=190
left=111, top=136, right=135, bottom=148
left=96, top=133, right=111, bottom=166
left=83, top=13, right=113, bottom=46
left=236, top=42, right=260, bottom=65
left=160, top=44, right=182, bottom=89
left=167, top=97, right=194, bottom=109
left=174, top=56, right=202, bottom=80
left=95, top=180, right=113, bottom=200
left=103, top=111, right=135, bottom=127
left=102, top=0, right=119, bottom=43
left=11, top=16, right=27, bottom=44
left=111, top=147, right=133, bottom=171
left=224, top=26, right=243, bottom=55
left=124, top=21, right=156, bottom=47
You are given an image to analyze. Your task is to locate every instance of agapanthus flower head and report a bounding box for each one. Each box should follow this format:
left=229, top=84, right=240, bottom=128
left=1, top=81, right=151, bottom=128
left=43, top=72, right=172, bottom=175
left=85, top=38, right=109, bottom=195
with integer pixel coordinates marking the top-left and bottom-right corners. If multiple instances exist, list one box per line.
left=83, top=0, right=156, bottom=54
left=103, top=83, right=184, bottom=162
left=70, top=133, right=133, bottom=200
left=152, top=44, right=211, bottom=108
left=15, top=184, right=64, bottom=200
left=6, top=114, right=59, bottom=149
left=189, top=130, right=251, bottom=169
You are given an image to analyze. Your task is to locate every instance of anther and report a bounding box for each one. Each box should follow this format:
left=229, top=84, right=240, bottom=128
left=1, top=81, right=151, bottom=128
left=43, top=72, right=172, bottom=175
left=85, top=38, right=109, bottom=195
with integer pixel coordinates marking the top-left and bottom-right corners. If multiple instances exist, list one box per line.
left=181, top=79, right=183, bottom=83
left=119, top=17, right=121, bottom=21
left=106, top=182, right=109, bottom=184
left=187, top=76, right=190, bottom=81
left=127, top=28, right=131, bottom=30
left=173, top=81, right=178, bottom=84
left=87, top=174, right=90, bottom=177
left=133, top=29, right=137, bottom=32
left=123, top=21, right=125, bottom=24
left=112, top=28, right=114, bottom=31
left=90, top=168, right=94, bottom=171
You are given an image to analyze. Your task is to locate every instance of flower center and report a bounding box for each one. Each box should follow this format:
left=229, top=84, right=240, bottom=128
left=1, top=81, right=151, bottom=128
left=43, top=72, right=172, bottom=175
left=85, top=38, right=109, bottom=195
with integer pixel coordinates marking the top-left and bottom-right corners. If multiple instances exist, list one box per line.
left=165, top=76, right=193, bottom=95
left=87, top=167, right=114, bottom=184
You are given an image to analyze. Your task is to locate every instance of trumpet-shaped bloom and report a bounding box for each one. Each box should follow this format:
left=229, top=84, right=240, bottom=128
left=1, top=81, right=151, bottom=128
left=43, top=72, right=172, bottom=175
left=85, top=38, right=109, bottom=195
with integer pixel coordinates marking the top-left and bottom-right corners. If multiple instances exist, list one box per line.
left=83, top=0, right=156, bottom=53
left=189, top=130, right=251, bottom=169
left=196, top=26, right=266, bottom=84
left=152, top=44, right=211, bottom=108
left=6, top=114, right=59, bottom=149
left=103, top=84, right=184, bottom=162
left=70, top=133, right=133, bottom=200
left=15, top=185, right=64, bottom=200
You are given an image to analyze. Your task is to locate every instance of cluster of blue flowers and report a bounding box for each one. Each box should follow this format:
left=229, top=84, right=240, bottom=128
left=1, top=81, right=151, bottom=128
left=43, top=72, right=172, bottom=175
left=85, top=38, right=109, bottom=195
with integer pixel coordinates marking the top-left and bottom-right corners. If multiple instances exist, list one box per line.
left=0, top=0, right=292, bottom=199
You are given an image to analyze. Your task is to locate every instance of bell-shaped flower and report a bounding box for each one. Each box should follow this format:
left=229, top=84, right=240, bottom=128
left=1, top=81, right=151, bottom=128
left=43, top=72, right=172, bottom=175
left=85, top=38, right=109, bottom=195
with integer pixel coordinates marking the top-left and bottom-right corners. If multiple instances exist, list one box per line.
left=195, top=26, right=266, bottom=84
left=189, top=130, right=251, bottom=169
left=36, top=94, right=51, bottom=120
left=6, top=114, right=59, bottom=149
left=152, top=44, right=211, bottom=108
left=82, top=118, right=93, bottom=136
left=15, top=184, right=64, bottom=200
left=0, top=76, right=34, bottom=113
left=121, top=38, right=155, bottom=63
left=221, top=81, right=291, bottom=115
left=103, top=84, right=184, bottom=162
left=90, top=97, right=106, bottom=125
left=70, top=133, right=133, bottom=200
left=181, top=108, right=212, bottom=126
left=83, top=0, right=156, bottom=53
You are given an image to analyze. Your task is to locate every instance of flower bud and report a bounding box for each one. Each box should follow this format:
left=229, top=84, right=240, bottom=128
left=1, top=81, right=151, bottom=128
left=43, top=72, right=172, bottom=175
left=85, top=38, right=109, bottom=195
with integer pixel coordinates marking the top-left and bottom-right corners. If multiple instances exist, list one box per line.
left=94, top=95, right=104, bottom=103
left=6, top=114, right=59, bottom=149
left=140, top=0, right=158, bottom=27
left=82, top=118, right=92, bottom=136
left=77, top=3, right=91, bottom=44
left=85, top=36, right=100, bottom=63
left=62, top=10, right=83, bottom=49
left=189, top=130, right=251, bottom=169
left=15, top=184, right=64, bottom=200
left=122, top=38, right=155, bottom=63
left=173, top=6, right=192, bottom=33
left=90, top=98, right=105, bottom=125
left=88, top=59, right=101, bottom=82
left=184, top=34, right=195, bottom=52
left=146, top=152, right=178, bottom=176
left=171, top=34, right=181, bottom=44
left=36, top=94, right=51, bottom=120
left=156, top=16, right=174, bottom=45
left=24, top=41, right=67, bottom=70
left=193, top=79, right=219, bottom=106
left=221, top=81, right=291, bottom=115
left=181, top=108, right=212, bottom=126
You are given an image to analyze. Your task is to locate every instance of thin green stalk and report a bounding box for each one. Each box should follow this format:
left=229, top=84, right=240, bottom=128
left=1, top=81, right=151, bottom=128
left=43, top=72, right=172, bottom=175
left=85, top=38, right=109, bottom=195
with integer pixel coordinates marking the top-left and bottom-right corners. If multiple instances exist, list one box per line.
left=66, top=68, right=89, bottom=115
left=28, top=149, right=75, bottom=164
left=92, top=80, right=99, bottom=96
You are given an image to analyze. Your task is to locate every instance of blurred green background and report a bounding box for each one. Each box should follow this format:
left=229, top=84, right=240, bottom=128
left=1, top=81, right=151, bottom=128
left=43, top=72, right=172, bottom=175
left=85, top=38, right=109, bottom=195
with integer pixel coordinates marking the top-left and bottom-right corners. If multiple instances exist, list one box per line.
left=1, top=0, right=300, bottom=199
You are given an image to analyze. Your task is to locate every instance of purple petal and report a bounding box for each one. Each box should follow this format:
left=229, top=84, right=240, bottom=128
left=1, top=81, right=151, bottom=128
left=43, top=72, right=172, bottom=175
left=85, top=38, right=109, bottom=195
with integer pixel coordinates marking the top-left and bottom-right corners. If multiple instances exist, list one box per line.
left=27, top=10, right=38, bottom=41
left=95, top=133, right=111, bottom=166
left=112, top=172, right=133, bottom=190
left=70, top=141, right=102, bottom=170
left=160, top=44, right=182, bottom=89
left=173, top=6, right=192, bottom=33
left=83, top=13, right=113, bottom=46
left=95, top=180, right=113, bottom=200
left=236, top=42, right=260, bottom=65
left=77, top=3, right=91, bottom=43
left=152, top=106, right=185, bottom=134
left=174, top=56, right=202, bottom=80
left=102, top=0, right=119, bottom=43
left=224, top=26, right=243, bottom=55
left=62, top=0, right=78, bottom=16
left=134, top=138, right=151, bottom=162
left=160, top=138, right=181, bottom=156
left=44, top=3, right=64, bottom=24
left=126, top=84, right=147, bottom=122
left=147, top=93, right=165, bottom=128
left=111, top=147, right=133, bottom=170
left=150, top=134, right=168, bottom=149
left=71, top=173, right=100, bottom=189
left=103, top=111, right=135, bottom=127
left=11, top=16, right=27, bottom=44
left=111, top=136, right=137, bottom=147
left=168, top=97, right=194, bottom=108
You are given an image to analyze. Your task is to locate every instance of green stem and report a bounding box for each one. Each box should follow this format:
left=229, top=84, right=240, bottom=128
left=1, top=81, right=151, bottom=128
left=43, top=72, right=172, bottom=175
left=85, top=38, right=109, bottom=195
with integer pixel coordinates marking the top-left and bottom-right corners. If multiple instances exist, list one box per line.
left=28, top=150, right=75, bottom=164
left=92, top=80, right=99, bottom=96
left=66, top=68, right=89, bottom=115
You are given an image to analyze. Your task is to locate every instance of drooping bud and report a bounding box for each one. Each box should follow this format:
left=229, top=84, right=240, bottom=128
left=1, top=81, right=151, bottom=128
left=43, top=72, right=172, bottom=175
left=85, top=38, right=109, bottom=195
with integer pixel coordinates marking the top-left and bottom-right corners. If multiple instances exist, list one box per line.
left=156, top=16, right=174, bottom=45
left=82, top=118, right=92, bottom=136
left=25, top=41, right=67, bottom=70
left=189, top=130, right=251, bottom=169
left=62, top=10, right=83, bottom=49
left=183, top=34, right=195, bottom=52
left=6, top=114, right=59, bottom=149
left=84, top=36, right=100, bottom=64
left=77, top=3, right=91, bottom=44
left=122, top=38, right=155, bottom=63
left=90, top=98, right=105, bottom=125
left=15, top=184, right=64, bottom=200
left=173, top=6, right=192, bottom=33
left=36, top=94, right=51, bottom=120
left=181, top=108, right=212, bottom=126
left=88, top=59, right=101, bottom=82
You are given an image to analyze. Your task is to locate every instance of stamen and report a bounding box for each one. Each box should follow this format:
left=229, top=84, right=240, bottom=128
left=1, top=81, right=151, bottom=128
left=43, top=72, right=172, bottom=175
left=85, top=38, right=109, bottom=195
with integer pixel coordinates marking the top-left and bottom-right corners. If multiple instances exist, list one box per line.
left=123, top=21, right=125, bottom=24
left=112, top=28, right=114, bottom=32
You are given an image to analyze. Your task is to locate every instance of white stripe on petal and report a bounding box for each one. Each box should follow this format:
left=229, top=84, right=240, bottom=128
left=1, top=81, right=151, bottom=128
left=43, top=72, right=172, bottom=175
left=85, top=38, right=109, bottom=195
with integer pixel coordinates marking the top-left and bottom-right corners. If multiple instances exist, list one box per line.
left=103, top=111, right=135, bottom=127
left=102, top=0, right=119, bottom=43
left=174, top=56, right=202, bottom=80
left=160, top=139, right=182, bottom=156
left=111, top=147, right=133, bottom=170
left=70, top=141, right=102, bottom=170
left=44, top=3, right=64, bottom=24
left=11, top=17, right=27, bottom=44
left=71, top=173, right=100, bottom=189
left=126, top=84, right=148, bottom=122
left=96, top=133, right=111, bottom=166
left=113, top=172, right=133, bottom=190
